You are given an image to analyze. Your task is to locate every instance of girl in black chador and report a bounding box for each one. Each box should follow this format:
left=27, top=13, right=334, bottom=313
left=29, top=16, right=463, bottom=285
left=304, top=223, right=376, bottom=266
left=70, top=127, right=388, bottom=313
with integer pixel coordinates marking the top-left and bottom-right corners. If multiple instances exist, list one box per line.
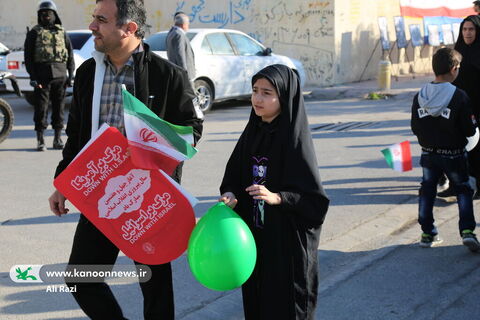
left=219, top=64, right=329, bottom=320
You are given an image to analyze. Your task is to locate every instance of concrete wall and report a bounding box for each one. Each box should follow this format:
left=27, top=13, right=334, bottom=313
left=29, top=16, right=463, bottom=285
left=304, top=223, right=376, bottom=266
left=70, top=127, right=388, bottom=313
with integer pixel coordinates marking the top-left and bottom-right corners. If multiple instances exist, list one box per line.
left=0, top=0, right=433, bottom=86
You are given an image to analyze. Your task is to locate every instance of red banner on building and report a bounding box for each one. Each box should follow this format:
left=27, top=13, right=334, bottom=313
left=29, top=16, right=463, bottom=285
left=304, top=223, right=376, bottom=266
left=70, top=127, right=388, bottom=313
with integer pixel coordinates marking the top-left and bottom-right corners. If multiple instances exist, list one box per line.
left=400, top=0, right=474, bottom=18
left=54, top=125, right=197, bottom=265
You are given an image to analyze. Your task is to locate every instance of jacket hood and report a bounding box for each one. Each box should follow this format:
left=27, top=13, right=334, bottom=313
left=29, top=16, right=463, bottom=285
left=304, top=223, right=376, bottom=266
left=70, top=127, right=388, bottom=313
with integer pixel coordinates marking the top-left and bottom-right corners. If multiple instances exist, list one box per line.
left=417, top=82, right=456, bottom=116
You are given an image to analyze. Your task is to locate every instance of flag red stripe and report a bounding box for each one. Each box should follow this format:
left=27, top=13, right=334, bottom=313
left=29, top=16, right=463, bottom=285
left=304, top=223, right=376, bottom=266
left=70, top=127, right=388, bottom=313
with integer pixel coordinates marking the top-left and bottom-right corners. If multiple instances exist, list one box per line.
left=400, top=141, right=412, bottom=171
left=128, top=143, right=180, bottom=175
left=400, top=6, right=474, bottom=18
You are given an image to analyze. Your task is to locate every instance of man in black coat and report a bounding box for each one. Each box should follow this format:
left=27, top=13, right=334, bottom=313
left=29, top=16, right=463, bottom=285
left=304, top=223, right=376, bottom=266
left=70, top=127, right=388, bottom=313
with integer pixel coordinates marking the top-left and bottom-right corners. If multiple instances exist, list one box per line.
left=24, top=0, right=74, bottom=151
left=48, top=0, right=202, bottom=319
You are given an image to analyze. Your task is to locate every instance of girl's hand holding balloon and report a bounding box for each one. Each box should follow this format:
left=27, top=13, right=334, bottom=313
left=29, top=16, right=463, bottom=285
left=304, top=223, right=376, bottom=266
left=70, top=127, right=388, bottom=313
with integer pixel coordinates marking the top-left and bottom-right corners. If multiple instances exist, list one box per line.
left=246, top=184, right=282, bottom=205
left=219, top=192, right=238, bottom=208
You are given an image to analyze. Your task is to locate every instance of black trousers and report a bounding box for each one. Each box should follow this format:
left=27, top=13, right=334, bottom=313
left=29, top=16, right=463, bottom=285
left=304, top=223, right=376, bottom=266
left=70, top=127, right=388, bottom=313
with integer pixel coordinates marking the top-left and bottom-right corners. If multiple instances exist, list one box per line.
left=65, top=215, right=174, bottom=320
left=33, top=77, right=66, bottom=131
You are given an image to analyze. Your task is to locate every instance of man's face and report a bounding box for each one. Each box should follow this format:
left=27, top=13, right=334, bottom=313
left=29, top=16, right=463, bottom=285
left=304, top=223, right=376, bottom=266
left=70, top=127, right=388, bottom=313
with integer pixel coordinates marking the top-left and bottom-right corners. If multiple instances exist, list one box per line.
left=88, top=0, right=125, bottom=53
left=474, top=4, right=480, bottom=13
left=462, top=21, right=477, bottom=45
left=39, top=9, right=55, bottom=26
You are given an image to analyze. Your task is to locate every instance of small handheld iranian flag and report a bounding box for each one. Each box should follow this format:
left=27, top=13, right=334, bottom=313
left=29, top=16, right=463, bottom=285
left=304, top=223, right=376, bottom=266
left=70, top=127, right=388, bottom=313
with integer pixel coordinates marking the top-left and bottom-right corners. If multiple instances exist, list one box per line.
left=123, top=89, right=197, bottom=175
left=381, top=141, right=412, bottom=172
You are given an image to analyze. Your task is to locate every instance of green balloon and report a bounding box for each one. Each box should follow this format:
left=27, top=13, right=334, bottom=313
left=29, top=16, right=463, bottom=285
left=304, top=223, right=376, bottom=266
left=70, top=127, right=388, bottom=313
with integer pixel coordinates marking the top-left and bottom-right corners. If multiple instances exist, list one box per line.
left=187, top=202, right=257, bottom=291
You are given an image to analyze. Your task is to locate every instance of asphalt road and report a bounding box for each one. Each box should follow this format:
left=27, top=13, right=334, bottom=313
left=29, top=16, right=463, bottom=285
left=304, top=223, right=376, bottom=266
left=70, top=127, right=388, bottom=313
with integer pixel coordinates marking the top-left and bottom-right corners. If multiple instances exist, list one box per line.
left=1, top=77, right=479, bottom=319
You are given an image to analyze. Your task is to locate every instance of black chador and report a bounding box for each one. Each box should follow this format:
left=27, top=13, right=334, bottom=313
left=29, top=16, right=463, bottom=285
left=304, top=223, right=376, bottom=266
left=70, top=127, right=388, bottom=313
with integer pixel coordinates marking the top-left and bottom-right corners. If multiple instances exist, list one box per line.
left=454, top=15, right=480, bottom=188
left=220, top=65, right=329, bottom=320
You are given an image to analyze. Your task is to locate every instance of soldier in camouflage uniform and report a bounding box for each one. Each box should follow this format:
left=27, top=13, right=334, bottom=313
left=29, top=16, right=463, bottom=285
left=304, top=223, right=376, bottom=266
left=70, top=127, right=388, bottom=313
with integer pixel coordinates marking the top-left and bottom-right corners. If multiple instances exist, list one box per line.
left=24, top=0, right=74, bottom=151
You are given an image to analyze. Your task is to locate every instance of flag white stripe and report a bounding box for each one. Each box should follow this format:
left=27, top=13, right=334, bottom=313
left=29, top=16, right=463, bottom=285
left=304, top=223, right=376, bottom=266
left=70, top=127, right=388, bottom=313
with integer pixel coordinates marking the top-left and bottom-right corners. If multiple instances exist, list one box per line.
left=124, top=113, right=188, bottom=161
left=391, top=145, right=404, bottom=172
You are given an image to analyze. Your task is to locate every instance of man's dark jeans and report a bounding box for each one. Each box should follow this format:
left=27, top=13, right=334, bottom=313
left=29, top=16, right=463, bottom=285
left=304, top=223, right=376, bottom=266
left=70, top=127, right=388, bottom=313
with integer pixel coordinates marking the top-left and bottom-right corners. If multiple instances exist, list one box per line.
left=419, top=151, right=476, bottom=235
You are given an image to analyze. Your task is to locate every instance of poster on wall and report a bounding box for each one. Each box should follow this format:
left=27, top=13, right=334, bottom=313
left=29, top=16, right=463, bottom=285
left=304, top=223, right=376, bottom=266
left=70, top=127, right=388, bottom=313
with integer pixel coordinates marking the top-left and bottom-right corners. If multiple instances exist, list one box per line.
left=441, top=24, right=454, bottom=45
left=378, top=17, right=390, bottom=50
left=427, top=25, right=440, bottom=46
left=409, top=24, right=423, bottom=47
left=394, top=16, right=408, bottom=49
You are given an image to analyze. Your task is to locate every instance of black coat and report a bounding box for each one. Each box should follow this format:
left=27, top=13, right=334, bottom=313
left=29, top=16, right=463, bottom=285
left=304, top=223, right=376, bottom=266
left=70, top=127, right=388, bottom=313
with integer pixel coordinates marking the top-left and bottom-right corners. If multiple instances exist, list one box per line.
left=220, top=65, right=329, bottom=320
left=54, top=43, right=203, bottom=182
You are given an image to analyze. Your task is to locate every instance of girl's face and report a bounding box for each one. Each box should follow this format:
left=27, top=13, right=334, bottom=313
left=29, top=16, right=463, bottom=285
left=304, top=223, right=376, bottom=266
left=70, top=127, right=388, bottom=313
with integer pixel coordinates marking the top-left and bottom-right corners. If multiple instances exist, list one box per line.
left=251, top=78, right=281, bottom=123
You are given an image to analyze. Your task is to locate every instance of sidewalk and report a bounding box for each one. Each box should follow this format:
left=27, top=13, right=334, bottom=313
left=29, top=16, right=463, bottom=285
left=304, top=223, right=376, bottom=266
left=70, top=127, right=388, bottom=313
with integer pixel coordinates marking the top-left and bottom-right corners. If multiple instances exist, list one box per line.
left=304, top=73, right=433, bottom=101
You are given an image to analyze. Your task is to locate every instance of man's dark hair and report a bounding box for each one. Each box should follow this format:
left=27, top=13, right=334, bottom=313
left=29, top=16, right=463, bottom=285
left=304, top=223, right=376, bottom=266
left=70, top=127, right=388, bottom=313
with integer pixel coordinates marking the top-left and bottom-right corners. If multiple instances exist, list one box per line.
left=97, top=0, right=149, bottom=38
left=432, top=47, right=462, bottom=76
left=474, top=1, right=480, bottom=6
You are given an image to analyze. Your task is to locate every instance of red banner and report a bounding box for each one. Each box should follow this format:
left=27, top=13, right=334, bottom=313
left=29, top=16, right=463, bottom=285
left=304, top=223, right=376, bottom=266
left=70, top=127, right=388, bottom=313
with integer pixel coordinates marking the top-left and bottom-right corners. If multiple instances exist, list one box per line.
left=54, top=125, right=196, bottom=264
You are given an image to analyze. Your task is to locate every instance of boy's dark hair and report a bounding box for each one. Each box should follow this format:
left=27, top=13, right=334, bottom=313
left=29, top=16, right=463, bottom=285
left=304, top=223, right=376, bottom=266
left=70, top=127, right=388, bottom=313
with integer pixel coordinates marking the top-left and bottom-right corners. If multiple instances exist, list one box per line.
left=96, top=0, right=149, bottom=39
left=432, top=47, right=462, bottom=76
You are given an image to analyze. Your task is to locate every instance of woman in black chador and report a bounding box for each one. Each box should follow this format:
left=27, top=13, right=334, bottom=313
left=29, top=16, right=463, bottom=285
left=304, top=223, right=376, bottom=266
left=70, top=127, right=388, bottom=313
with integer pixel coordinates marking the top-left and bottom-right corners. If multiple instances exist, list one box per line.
left=452, top=15, right=480, bottom=192
left=219, top=64, right=329, bottom=320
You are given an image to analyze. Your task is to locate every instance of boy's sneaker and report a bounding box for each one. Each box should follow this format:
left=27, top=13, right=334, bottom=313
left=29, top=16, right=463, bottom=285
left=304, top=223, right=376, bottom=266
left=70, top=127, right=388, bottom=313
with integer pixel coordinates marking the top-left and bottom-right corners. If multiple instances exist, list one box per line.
left=419, top=233, right=443, bottom=248
left=437, top=187, right=456, bottom=201
left=461, top=230, right=480, bottom=252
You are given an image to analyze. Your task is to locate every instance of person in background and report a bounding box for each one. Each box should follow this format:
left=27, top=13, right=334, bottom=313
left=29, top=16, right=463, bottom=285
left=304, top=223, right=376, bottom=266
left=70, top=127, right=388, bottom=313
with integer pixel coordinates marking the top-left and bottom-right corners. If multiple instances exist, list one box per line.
left=166, top=12, right=195, bottom=83
left=166, top=12, right=203, bottom=118
left=219, top=64, right=329, bottom=320
left=438, top=15, right=480, bottom=199
left=24, top=0, right=74, bottom=151
left=473, top=1, right=480, bottom=14
left=48, top=0, right=203, bottom=319
left=411, top=47, right=480, bottom=251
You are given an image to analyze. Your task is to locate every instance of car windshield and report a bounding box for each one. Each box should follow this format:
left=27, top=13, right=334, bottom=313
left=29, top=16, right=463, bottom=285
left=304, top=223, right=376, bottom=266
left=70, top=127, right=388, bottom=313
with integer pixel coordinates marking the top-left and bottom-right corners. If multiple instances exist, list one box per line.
left=186, top=32, right=197, bottom=41
left=145, top=31, right=197, bottom=51
left=68, top=32, right=91, bottom=50
left=0, top=42, right=9, bottom=55
left=145, top=33, right=167, bottom=51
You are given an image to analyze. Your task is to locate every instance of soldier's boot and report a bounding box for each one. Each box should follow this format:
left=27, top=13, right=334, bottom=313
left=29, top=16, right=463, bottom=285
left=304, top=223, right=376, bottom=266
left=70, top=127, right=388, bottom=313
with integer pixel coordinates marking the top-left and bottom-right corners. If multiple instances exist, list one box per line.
left=53, top=129, right=64, bottom=150
left=36, top=131, right=46, bottom=151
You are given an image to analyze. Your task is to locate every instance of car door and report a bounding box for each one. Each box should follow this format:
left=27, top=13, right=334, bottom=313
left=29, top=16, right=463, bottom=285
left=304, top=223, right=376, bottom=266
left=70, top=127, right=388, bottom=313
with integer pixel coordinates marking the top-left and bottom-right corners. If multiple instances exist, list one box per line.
left=200, top=32, right=245, bottom=99
left=227, top=33, right=274, bottom=95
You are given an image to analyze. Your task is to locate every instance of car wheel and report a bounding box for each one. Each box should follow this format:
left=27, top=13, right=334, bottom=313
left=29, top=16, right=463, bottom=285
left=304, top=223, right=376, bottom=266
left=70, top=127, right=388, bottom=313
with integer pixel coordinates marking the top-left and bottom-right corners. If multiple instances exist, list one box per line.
left=194, top=80, right=213, bottom=113
left=24, top=92, right=36, bottom=106
left=0, top=98, right=14, bottom=144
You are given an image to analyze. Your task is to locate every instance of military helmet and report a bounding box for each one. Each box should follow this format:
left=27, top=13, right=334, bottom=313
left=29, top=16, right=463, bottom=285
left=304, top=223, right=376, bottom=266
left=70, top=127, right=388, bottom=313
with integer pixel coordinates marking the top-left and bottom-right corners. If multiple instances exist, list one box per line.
left=36, top=0, right=62, bottom=25
left=37, top=0, right=58, bottom=13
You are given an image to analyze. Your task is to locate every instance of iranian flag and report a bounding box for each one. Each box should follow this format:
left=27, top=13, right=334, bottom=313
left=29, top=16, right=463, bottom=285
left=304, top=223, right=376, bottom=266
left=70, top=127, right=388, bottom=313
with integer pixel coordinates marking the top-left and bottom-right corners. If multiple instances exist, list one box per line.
left=123, top=89, right=197, bottom=175
left=400, top=0, right=475, bottom=18
left=381, top=141, right=412, bottom=172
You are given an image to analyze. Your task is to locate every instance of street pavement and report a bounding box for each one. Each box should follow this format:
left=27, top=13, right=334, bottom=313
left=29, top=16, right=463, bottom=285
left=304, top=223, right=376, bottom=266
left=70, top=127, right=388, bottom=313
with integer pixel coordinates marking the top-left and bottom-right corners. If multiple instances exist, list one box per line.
left=1, top=74, right=479, bottom=320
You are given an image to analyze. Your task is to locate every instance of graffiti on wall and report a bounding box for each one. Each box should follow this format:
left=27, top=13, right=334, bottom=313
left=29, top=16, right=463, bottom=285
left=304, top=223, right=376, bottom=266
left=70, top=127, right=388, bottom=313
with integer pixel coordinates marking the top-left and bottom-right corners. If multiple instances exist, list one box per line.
left=172, top=0, right=335, bottom=84
left=273, top=41, right=334, bottom=84
left=249, top=1, right=335, bottom=84
left=175, top=0, right=252, bottom=28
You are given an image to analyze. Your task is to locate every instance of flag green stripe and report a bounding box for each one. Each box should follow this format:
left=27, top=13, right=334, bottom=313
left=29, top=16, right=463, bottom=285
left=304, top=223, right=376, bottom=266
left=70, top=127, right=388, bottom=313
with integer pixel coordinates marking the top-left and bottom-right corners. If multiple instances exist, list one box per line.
left=381, top=148, right=394, bottom=169
left=123, top=90, right=196, bottom=158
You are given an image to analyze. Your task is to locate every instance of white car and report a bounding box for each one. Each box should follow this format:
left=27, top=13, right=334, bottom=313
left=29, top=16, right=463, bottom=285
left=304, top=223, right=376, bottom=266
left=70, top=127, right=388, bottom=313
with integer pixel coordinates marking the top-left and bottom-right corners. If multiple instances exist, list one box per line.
left=145, top=28, right=306, bottom=112
left=5, top=30, right=93, bottom=105
left=0, top=42, right=11, bottom=90
left=0, top=42, right=10, bottom=71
